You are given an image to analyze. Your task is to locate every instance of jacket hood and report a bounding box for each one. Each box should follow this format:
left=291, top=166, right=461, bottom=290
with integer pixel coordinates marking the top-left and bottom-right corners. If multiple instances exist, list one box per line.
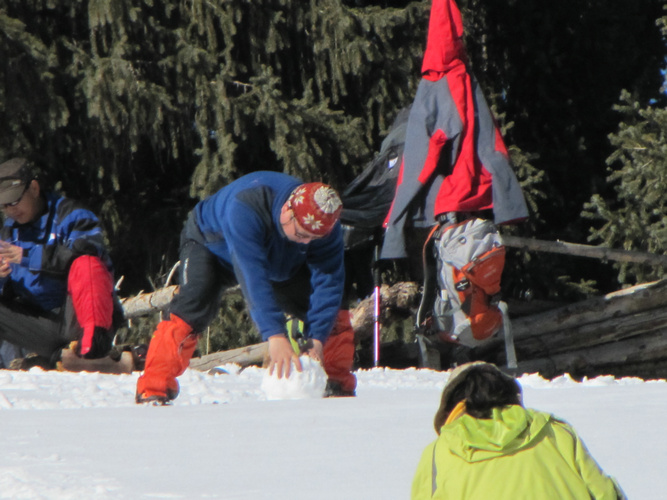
left=421, top=0, right=467, bottom=81
left=439, top=406, right=551, bottom=463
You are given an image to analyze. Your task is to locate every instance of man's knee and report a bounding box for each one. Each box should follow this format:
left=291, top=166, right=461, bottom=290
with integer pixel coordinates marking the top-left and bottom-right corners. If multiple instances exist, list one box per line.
left=68, top=255, right=113, bottom=294
left=68, top=255, right=115, bottom=358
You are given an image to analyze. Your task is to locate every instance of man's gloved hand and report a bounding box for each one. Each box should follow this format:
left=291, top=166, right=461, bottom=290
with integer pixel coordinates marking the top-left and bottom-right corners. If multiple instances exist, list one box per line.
left=77, top=326, right=113, bottom=359
left=285, top=317, right=323, bottom=363
left=304, top=338, right=323, bottom=364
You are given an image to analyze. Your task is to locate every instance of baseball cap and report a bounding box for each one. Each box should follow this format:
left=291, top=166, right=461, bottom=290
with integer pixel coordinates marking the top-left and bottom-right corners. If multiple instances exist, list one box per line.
left=0, top=158, right=33, bottom=205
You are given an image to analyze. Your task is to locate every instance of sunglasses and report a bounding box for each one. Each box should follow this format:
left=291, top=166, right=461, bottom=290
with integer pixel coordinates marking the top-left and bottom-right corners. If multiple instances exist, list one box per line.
left=1, top=184, right=29, bottom=209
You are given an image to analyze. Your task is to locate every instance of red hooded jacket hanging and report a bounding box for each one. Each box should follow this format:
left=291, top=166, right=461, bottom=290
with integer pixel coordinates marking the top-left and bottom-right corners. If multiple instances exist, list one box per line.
left=380, top=0, right=528, bottom=259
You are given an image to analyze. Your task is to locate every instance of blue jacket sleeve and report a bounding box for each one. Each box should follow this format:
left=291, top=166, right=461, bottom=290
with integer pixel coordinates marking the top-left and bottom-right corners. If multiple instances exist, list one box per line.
left=30, top=200, right=108, bottom=276
left=304, top=224, right=345, bottom=343
left=222, top=201, right=290, bottom=340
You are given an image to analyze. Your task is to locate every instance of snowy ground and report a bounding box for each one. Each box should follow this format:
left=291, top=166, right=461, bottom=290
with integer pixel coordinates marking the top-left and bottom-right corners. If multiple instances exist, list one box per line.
left=0, top=364, right=664, bottom=499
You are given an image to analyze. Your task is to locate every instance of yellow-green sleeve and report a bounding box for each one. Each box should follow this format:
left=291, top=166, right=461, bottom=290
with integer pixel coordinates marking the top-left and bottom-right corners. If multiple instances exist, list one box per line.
left=411, top=442, right=436, bottom=500
left=568, top=424, right=627, bottom=500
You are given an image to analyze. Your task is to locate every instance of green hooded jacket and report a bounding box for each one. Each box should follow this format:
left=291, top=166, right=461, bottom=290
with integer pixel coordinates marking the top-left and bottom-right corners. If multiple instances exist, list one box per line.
left=411, top=405, right=625, bottom=500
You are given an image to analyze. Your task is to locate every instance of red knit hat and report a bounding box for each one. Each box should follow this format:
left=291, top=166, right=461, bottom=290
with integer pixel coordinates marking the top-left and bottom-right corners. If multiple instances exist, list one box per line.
left=288, top=182, right=342, bottom=236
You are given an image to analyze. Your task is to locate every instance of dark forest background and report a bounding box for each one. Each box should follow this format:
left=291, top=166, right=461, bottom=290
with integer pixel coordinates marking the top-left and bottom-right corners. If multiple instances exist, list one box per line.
left=1, top=0, right=666, bottom=350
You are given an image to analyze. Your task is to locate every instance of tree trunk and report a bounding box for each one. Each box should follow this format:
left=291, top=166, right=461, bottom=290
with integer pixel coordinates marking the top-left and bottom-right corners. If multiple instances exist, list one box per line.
left=514, top=329, right=667, bottom=379
left=123, top=276, right=667, bottom=379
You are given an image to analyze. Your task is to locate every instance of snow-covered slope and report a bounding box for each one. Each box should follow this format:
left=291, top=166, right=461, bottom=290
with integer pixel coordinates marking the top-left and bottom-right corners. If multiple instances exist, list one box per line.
left=0, top=366, right=663, bottom=499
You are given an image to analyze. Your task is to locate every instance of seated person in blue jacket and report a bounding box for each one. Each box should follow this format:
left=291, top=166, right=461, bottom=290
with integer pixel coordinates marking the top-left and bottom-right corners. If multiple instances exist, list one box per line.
left=0, top=157, right=118, bottom=367
left=136, top=171, right=356, bottom=404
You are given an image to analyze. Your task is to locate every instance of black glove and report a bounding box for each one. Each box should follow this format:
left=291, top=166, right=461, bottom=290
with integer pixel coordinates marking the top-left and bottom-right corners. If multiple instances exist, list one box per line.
left=77, top=326, right=114, bottom=359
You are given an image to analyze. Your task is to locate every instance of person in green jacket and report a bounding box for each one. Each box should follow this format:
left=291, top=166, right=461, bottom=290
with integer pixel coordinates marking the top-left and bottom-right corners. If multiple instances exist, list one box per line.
left=411, top=361, right=626, bottom=500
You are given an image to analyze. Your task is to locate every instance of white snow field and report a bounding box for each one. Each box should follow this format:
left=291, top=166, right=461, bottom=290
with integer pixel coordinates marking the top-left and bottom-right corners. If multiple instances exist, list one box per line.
left=0, top=364, right=663, bottom=499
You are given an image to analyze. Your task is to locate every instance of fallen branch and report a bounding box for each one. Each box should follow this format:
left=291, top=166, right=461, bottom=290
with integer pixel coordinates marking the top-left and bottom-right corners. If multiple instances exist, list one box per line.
left=120, top=236, right=663, bottom=319
left=120, top=284, right=242, bottom=319
left=189, top=343, right=268, bottom=372
left=120, top=285, right=179, bottom=318
left=503, top=235, right=667, bottom=267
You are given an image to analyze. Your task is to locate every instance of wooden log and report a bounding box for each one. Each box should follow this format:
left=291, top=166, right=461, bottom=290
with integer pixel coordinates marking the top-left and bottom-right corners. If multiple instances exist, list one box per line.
left=510, top=279, right=667, bottom=339
left=120, top=284, right=242, bottom=319
left=514, top=328, right=667, bottom=379
left=503, top=235, right=667, bottom=267
left=515, top=306, right=667, bottom=358
left=189, top=342, right=268, bottom=371
left=120, top=285, right=179, bottom=318
left=477, top=281, right=667, bottom=367
left=467, top=278, right=667, bottom=381
left=59, top=349, right=134, bottom=374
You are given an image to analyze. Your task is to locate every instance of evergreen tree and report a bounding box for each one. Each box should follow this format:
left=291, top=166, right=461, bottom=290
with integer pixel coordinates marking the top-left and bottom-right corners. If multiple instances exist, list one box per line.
left=0, top=0, right=429, bottom=294
left=0, top=0, right=665, bottom=306
left=462, top=0, right=665, bottom=239
left=460, top=0, right=666, bottom=296
left=584, top=90, right=667, bottom=285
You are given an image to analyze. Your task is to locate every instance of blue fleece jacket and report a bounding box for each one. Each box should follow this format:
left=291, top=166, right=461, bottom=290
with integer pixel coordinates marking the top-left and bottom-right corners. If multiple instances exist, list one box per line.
left=0, top=192, right=111, bottom=312
left=194, top=171, right=344, bottom=343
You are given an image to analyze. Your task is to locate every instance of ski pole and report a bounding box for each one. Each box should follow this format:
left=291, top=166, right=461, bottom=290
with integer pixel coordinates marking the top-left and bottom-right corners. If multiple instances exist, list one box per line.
left=498, top=301, right=518, bottom=369
left=373, top=245, right=381, bottom=367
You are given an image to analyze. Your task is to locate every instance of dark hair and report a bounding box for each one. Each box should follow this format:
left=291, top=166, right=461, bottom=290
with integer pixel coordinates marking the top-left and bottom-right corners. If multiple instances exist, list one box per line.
left=434, top=365, right=522, bottom=432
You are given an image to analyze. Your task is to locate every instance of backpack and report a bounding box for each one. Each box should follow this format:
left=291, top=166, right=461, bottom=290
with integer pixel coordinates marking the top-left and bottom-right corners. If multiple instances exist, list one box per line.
left=340, top=106, right=409, bottom=249
left=417, top=217, right=506, bottom=347
left=340, top=107, right=410, bottom=299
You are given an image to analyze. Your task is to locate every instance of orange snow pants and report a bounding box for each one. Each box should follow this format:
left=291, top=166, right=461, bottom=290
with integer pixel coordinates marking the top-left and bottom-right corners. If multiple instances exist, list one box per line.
left=136, top=314, right=198, bottom=402
left=323, top=309, right=357, bottom=393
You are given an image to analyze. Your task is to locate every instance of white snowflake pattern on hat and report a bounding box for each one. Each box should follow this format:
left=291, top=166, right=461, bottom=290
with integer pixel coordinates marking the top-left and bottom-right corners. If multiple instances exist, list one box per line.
left=314, top=186, right=342, bottom=214
left=291, top=186, right=307, bottom=205
left=302, top=213, right=322, bottom=231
